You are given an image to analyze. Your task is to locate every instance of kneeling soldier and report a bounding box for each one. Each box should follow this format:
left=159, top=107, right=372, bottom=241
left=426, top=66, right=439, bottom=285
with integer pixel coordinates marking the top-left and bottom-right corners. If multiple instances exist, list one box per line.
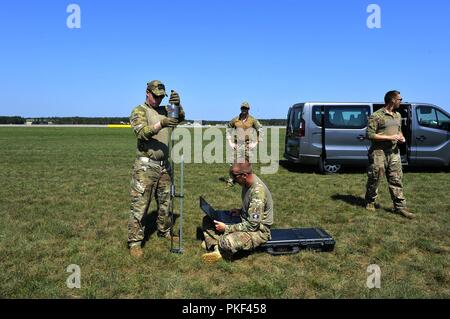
left=202, top=162, right=273, bottom=263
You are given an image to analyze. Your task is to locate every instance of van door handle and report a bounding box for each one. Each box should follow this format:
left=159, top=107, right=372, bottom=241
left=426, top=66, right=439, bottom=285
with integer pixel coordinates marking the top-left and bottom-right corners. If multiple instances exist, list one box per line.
left=357, top=135, right=366, bottom=141
left=416, top=135, right=426, bottom=141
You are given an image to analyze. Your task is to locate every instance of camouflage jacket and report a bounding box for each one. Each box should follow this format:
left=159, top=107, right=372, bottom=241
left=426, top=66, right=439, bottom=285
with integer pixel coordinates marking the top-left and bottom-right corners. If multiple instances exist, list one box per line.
left=129, top=102, right=170, bottom=161
left=226, top=115, right=263, bottom=143
left=367, top=107, right=402, bottom=151
left=225, top=175, right=274, bottom=233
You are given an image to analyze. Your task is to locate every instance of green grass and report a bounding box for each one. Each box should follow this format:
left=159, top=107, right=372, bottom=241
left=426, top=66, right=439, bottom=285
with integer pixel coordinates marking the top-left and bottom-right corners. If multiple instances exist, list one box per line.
left=0, top=127, right=449, bottom=298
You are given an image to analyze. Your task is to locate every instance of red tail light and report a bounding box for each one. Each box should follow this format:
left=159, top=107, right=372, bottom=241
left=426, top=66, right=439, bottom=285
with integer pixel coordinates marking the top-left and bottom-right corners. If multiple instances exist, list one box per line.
left=299, top=118, right=305, bottom=137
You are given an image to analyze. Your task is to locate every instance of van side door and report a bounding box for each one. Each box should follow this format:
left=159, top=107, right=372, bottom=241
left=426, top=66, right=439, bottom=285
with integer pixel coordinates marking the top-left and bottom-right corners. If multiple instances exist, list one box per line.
left=411, top=105, right=450, bottom=166
left=285, top=105, right=304, bottom=160
left=311, top=104, right=371, bottom=165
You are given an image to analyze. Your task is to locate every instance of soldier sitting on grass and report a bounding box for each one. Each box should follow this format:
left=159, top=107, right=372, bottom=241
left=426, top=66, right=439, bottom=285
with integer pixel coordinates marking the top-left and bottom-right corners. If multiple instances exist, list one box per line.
left=201, top=162, right=274, bottom=263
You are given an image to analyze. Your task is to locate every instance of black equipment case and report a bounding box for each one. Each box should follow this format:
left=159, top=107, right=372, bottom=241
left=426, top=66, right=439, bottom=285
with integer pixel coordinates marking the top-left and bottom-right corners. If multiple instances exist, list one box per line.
left=261, top=228, right=335, bottom=255
left=199, top=197, right=336, bottom=255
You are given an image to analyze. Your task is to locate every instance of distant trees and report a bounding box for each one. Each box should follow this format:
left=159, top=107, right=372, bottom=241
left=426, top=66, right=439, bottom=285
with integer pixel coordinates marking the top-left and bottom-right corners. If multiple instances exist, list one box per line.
left=260, top=119, right=287, bottom=126
left=0, top=116, right=26, bottom=124
left=46, top=117, right=131, bottom=124
left=30, top=117, right=130, bottom=124
left=202, top=119, right=287, bottom=126
left=0, top=116, right=287, bottom=126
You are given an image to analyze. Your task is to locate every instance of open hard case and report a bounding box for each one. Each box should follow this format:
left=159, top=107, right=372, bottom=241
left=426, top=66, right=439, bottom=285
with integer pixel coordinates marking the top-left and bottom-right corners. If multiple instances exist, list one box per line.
left=199, top=197, right=336, bottom=255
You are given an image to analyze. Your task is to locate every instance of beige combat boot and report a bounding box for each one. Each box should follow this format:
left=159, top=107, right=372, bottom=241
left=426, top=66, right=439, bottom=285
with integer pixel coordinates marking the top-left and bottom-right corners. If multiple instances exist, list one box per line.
left=365, top=202, right=376, bottom=212
left=202, top=245, right=223, bottom=264
left=395, top=208, right=416, bottom=219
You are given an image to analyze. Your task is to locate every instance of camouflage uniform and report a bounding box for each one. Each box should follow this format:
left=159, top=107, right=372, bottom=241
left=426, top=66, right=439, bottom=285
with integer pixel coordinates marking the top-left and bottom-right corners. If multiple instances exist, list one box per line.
left=202, top=174, right=273, bottom=255
left=226, top=113, right=263, bottom=163
left=365, top=107, right=406, bottom=210
left=128, top=101, right=174, bottom=248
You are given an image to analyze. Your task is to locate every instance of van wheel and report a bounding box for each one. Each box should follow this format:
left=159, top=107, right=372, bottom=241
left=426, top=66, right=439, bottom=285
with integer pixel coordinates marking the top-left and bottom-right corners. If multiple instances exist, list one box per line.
left=319, top=160, right=341, bottom=174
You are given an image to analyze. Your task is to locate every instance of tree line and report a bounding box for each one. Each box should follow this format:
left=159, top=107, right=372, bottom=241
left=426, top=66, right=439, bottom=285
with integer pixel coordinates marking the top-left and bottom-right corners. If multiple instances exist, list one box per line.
left=202, top=119, right=287, bottom=126
left=0, top=116, right=26, bottom=124
left=0, top=116, right=287, bottom=126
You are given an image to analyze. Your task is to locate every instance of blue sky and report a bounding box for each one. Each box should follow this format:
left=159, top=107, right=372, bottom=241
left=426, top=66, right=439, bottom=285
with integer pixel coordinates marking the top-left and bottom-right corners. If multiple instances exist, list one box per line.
left=1, top=0, right=449, bottom=120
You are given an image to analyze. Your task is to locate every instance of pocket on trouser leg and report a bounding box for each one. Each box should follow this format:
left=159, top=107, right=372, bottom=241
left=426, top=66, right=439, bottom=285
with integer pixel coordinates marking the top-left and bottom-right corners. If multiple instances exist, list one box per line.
left=156, top=172, right=172, bottom=233
left=219, top=232, right=253, bottom=254
left=130, top=173, right=146, bottom=194
left=128, top=185, right=146, bottom=244
left=127, top=217, right=144, bottom=244
left=130, top=176, right=147, bottom=214
left=388, top=175, right=406, bottom=206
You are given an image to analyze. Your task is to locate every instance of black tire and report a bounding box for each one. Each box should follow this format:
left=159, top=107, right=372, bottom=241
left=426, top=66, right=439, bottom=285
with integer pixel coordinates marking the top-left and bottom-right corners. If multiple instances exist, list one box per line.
left=319, top=159, right=342, bottom=174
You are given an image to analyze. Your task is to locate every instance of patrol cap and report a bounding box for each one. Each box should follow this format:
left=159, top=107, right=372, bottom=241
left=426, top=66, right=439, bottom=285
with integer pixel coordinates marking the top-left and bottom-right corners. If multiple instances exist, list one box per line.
left=147, top=80, right=168, bottom=97
left=240, top=101, right=250, bottom=109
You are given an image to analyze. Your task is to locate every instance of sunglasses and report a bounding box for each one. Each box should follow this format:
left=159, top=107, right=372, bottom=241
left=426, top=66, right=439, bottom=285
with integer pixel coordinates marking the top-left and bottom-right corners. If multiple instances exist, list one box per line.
left=230, top=172, right=245, bottom=179
left=396, top=98, right=403, bottom=101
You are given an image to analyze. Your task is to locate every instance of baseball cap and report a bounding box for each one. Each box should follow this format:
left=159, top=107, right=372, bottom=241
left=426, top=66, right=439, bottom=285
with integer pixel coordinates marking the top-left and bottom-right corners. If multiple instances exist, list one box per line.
left=241, top=101, right=250, bottom=109
left=147, top=80, right=168, bottom=97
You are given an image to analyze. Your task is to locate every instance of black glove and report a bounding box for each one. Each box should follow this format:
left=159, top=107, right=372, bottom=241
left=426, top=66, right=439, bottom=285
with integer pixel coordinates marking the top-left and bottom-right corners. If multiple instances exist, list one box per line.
left=169, top=90, right=180, bottom=106
left=160, top=117, right=178, bottom=128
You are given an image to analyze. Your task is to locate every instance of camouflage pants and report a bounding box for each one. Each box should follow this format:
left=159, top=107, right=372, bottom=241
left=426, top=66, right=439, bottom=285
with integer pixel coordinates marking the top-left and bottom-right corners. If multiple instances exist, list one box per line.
left=128, top=158, right=172, bottom=248
left=365, top=149, right=406, bottom=209
left=202, top=216, right=270, bottom=255
left=230, top=142, right=256, bottom=163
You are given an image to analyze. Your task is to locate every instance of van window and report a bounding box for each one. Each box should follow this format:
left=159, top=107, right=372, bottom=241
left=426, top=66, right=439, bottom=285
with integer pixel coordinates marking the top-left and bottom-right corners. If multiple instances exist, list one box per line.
left=436, top=110, right=450, bottom=131
left=292, top=108, right=303, bottom=130
left=287, top=108, right=293, bottom=129
left=416, top=105, right=450, bottom=131
left=312, top=105, right=370, bottom=129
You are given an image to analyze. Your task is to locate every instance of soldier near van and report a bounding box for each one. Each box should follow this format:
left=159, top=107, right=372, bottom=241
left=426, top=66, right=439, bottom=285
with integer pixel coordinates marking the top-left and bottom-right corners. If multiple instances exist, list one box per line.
left=201, top=162, right=273, bottom=263
left=225, top=101, right=263, bottom=186
left=364, top=90, right=415, bottom=219
left=127, top=80, right=186, bottom=257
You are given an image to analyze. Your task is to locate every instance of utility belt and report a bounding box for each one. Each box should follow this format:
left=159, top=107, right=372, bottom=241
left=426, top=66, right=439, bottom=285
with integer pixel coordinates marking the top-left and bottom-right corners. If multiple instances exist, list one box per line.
left=369, top=146, right=399, bottom=155
left=138, top=156, right=169, bottom=166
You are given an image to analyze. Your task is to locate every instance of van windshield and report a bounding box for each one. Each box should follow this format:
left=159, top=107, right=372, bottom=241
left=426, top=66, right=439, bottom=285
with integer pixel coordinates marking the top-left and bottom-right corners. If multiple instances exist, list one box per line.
left=312, top=105, right=370, bottom=129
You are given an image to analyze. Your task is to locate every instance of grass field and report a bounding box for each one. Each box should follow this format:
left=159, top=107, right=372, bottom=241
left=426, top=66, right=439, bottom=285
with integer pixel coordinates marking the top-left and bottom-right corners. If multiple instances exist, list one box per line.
left=0, top=127, right=449, bottom=298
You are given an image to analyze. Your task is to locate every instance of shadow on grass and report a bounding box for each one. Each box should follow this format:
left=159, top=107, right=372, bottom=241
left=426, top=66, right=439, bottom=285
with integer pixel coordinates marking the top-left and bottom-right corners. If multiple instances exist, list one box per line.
left=142, top=210, right=180, bottom=247
left=331, top=194, right=366, bottom=208
left=280, top=160, right=366, bottom=175
left=281, top=160, right=449, bottom=175
left=403, top=166, right=449, bottom=173
left=279, top=160, right=318, bottom=174
left=331, top=194, right=412, bottom=219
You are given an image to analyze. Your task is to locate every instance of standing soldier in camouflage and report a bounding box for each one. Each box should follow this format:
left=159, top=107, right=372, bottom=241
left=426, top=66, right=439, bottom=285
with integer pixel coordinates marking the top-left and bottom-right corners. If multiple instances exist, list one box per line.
left=202, top=162, right=274, bottom=263
left=365, top=90, right=415, bottom=219
left=225, top=102, right=263, bottom=186
left=128, top=80, right=185, bottom=257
